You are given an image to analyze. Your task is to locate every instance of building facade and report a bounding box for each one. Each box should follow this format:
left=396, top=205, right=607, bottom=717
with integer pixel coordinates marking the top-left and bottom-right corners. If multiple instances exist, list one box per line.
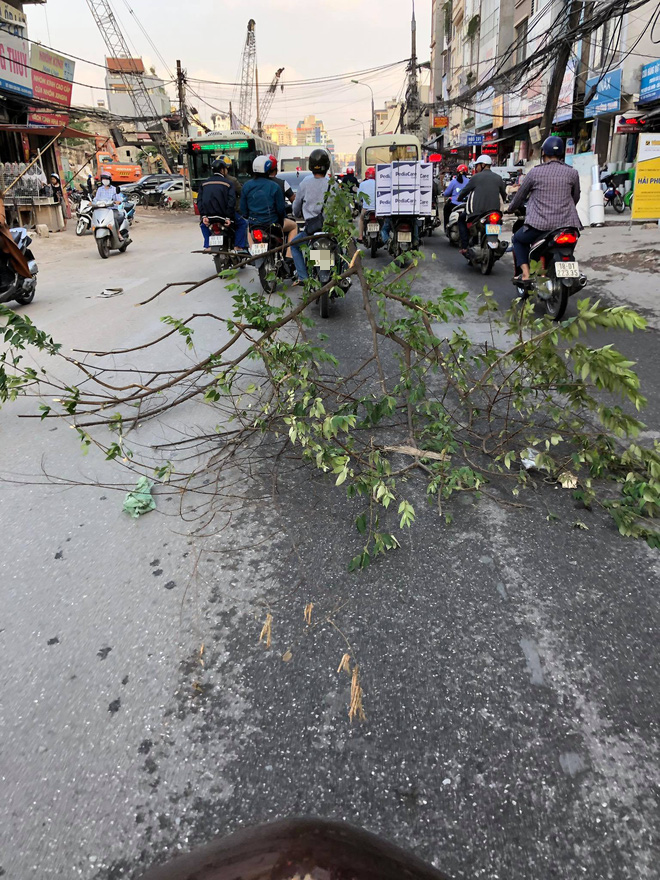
left=105, top=58, right=171, bottom=132
left=265, top=123, right=296, bottom=146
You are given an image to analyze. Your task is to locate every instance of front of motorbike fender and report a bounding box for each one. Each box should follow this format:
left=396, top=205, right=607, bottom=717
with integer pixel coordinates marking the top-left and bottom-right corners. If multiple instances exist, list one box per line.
left=94, top=228, right=111, bottom=239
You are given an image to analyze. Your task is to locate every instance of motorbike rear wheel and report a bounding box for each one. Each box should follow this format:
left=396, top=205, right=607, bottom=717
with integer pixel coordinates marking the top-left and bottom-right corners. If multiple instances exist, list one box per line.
left=480, top=243, right=495, bottom=275
left=258, top=256, right=278, bottom=294
left=612, top=193, right=625, bottom=214
left=370, top=240, right=378, bottom=258
left=97, top=238, right=110, bottom=259
left=544, top=271, right=569, bottom=321
left=319, top=290, right=330, bottom=319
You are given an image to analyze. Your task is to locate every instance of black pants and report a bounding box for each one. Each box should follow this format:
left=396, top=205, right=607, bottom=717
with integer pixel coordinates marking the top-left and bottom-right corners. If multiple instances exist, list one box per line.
left=458, top=212, right=472, bottom=249
left=512, top=224, right=544, bottom=270
left=443, top=200, right=453, bottom=229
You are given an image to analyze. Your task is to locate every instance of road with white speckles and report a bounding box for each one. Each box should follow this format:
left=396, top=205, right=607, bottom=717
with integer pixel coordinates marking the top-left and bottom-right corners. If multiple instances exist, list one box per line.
left=1, top=211, right=659, bottom=880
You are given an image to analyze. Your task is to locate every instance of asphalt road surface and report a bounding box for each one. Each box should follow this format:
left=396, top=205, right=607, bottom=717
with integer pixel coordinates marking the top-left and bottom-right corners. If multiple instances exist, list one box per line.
left=1, top=211, right=658, bottom=880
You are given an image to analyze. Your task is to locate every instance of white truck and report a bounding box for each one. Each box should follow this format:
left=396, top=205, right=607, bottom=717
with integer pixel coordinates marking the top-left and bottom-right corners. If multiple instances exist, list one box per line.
left=277, top=145, right=333, bottom=172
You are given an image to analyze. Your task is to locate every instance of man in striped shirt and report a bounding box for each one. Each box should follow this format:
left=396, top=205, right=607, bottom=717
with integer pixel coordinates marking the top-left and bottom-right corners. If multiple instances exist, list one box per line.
left=507, top=136, right=581, bottom=283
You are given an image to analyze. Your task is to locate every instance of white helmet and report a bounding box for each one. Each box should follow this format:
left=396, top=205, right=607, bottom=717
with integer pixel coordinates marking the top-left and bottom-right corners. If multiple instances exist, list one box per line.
left=475, top=154, right=492, bottom=166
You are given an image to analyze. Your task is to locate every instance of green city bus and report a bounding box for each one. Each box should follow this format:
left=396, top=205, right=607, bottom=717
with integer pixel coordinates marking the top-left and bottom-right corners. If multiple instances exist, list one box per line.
left=186, top=130, right=278, bottom=198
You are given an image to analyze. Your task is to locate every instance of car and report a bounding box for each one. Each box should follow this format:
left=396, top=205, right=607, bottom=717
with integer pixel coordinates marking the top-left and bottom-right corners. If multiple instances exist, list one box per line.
left=158, top=178, right=190, bottom=206
left=121, top=174, right=183, bottom=204
left=276, top=170, right=312, bottom=195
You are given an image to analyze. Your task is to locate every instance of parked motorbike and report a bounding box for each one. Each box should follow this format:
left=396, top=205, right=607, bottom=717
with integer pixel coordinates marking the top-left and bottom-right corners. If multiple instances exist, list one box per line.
left=363, top=211, right=384, bottom=258
left=308, top=231, right=351, bottom=319
left=387, top=216, right=419, bottom=259
left=601, top=172, right=627, bottom=213
left=75, top=198, right=94, bottom=236
left=448, top=205, right=508, bottom=275
left=91, top=201, right=132, bottom=259
left=511, top=209, right=587, bottom=320
left=207, top=216, right=241, bottom=275
left=121, top=194, right=136, bottom=225
left=0, top=227, right=38, bottom=305
left=250, top=224, right=289, bottom=294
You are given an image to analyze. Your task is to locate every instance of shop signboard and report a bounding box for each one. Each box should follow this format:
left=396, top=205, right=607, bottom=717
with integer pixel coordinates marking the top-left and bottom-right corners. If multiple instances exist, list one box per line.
left=631, top=134, right=660, bottom=221
left=616, top=114, right=647, bottom=134
left=639, top=60, right=660, bottom=105
left=554, top=59, right=576, bottom=124
left=585, top=68, right=622, bottom=116
left=0, top=2, right=26, bottom=37
left=0, top=31, right=31, bottom=97
left=432, top=115, right=448, bottom=129
left=28, top=45, right=75, bottom=127
left=467, top=134, right=483, bottom=146
left=492, top=95, right=504, bottom=128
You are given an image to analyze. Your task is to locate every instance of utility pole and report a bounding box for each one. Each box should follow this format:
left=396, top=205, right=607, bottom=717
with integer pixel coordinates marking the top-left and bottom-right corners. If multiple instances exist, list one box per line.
left=176, top=59, right=189, bottom=198
left=255, top=66, right=261, bottom=136
left=540, top=0, right=584, bottom=140
left=403, top=0, right=423, bottom=136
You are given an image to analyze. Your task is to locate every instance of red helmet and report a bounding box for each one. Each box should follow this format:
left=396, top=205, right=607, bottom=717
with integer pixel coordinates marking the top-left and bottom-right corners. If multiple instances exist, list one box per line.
left=365, top=167, right=376, bottom=180
left=457, top=164, right=469, bottom=174
left=268, top=154, right=278, bottom=173
left=345, top=168, right=352, bottom=175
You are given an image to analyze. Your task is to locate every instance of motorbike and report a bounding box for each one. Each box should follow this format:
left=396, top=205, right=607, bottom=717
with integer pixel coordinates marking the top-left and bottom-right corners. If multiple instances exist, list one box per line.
left=139, top=817, right=450, bottom=880
left=121, top=194, right=136, bottom=225
left=91, top=200, right=132, bottom=259
left=601, top=172, right=627, bottom=213
left=420, top=201, right=441, bottom=238
left=387, top=215, right=419, bottom=259
left=308, top=231, right=351, bottom=318
left=75, top=198, right=94, bottom=236
left=363, top=210, right=384, bottom=258
left=0, top=227, right=38, bottom=305
left=250, top=224, right=289, bottom=294
left=511, top=209, right=587, bottom=320
left=206, top=216, right=242, bottom=275
left=448, top=204, right=508, bottom=275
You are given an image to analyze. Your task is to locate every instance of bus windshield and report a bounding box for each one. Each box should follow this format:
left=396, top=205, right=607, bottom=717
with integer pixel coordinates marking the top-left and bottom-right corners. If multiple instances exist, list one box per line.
left=365, top=144, right=420, bottom=165
left=188, top=139, right=257, bottom=191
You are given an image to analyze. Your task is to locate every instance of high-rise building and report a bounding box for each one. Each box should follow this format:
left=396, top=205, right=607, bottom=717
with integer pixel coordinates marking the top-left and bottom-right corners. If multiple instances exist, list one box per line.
left=296, top=115, right=329, bottom=146
left=265, top=123, right=296, bottom=146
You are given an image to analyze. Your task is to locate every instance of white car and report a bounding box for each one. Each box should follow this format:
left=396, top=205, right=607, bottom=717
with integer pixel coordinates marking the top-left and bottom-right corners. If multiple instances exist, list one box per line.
left=158, top=178, right=190, bottom=205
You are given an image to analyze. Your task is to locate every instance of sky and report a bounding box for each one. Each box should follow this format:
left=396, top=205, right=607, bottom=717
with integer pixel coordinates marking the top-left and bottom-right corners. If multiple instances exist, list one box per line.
left=26, top=0, right=431, bottom=156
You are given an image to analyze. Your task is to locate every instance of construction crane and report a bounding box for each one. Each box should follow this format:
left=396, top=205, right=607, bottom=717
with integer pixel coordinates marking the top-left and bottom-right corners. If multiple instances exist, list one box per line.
left=238, top=19, right=257, bottom=129
left=85, top=0, right=176, bottom=165
left=256, top=67, right=284, bottom=135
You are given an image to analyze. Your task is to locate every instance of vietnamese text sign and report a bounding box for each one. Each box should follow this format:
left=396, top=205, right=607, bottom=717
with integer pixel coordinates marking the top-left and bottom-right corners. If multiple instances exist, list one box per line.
left=432, top=115, right=448, bottom=128
left=467, top=134, right=483, bottom=146
left=28, top=45, right=75, bottom=126
left=0, top=2, right=26, bottom=36
left=0, top=32, right=31, bottom=96
left=639, top=60, right=660, bottom=105
left=585, top=68, right=622, bottom=116
left=631, top=135, right=660, bottom=221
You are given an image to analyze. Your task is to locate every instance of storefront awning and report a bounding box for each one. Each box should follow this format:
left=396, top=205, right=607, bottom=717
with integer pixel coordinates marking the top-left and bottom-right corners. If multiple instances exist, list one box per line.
left=0, top=124, right=97, bottom=139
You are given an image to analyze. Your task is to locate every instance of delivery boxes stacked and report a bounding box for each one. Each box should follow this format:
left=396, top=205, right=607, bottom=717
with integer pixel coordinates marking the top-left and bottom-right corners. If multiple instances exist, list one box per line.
left=375, top=161, right=433, bottom=217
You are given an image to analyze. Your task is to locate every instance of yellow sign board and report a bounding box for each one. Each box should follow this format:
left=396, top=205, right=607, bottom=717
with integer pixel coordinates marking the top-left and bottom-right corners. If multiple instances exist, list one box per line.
left=631, top=135, right=660, bottom=220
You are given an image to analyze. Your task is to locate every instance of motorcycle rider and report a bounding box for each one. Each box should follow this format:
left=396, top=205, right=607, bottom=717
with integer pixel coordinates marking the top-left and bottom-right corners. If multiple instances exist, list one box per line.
left=267, top=155, right=298, bottom=264
left=507, top=136, right=581, bottom=284
left=93, top=171, right=126, bottom=236
left=356, top=166, right=376, bottom=243
left=343, top=168, right=359, bottom=190
left=291, top=148, right=332, bottom=283
left=240, top=155, right=286, bottom=244
left=455, top=155, right=506, bottom=254
left=442, top=164, right=469, bottom=229
left=196, top=157, right=248, bottom=252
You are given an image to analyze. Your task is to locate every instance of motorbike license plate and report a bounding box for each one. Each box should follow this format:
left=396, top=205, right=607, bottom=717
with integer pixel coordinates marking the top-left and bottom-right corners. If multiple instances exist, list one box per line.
left=310, top=249, right=334, bottom=268
left=485, top=224, right=501, bottom=235
left=367, top=223, right=380, bottom=232
left=555, top=261, right=579, bottom=278
left=399, top=231, right=412, bottom=242
left=250, top=243, right=268, bottom=255
left=209, top=235, right=224, bottom=246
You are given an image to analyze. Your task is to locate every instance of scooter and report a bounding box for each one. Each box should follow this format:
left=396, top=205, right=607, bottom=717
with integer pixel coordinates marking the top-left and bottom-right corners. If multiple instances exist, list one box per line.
left=75, top=198, right=94, bottom=236
left=91, top=201, right=132, bottom=259
left=449, top=204, right=508, bottom=275
left=308, top=231, right=351, bottom=319
left=0, top=227, right=38, bottom=305
left=363, top=210, right=384, bottom=258
left=250, top=224, right=289, bottom=294
left=511, top=209, right=587, bottom=320
left=420, top=201, right=441, bottom=238
left=600, top=173, right=626, bottom=213
left=206, top=216, right=242, bottom=275
left=387, top=215, right=419, bottom=259
left=121, top=194, right=136, bottom=225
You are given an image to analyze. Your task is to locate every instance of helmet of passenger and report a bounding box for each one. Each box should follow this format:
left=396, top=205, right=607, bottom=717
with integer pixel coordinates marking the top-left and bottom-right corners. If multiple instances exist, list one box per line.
left=541, top=136, right=565, bottom=159
left=308, top=148, right=330, bottom=175
left=364, top=167, right=376, bottom=180
left=457, top=164, right=469, bottom=174
left=475, top=154, right=492, bottom=166
left=268, top=154, right=278, bottom=173
left=252, top=155, right=275, bottom=175
left=212, top=156, right=231, bottom=173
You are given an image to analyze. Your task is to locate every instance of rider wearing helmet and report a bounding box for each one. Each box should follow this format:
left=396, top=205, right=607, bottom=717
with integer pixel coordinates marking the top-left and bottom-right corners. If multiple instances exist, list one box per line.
left=356, top=166, right=376, bottom=243
left=455, top=154, right=507, bottom=253
left=93, top=170, right=125, bottom=235
left=240, top=155, right=286, bottom=237
left=442, top=164, right=470, bottom=229
left=342, top=167, right=358, bottom=190
left=290, top=148, right=332, bottom=282
left=507, top=136, right=581, bottom=284
left=196, top=156, right=248, bottom=251
left=267, top=155, right=298, bottom=264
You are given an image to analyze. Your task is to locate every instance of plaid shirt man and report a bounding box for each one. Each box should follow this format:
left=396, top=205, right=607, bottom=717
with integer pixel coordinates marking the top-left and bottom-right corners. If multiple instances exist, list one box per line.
left=509, top=160, right=581, bottom=230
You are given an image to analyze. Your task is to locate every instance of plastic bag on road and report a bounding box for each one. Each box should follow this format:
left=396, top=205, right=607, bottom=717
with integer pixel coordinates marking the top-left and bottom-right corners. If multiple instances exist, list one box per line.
left=123, top=477, right=156, bottom=518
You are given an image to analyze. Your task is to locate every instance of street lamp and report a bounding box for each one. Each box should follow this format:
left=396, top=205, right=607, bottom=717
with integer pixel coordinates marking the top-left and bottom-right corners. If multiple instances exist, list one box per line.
left=351, top=117, right=366, bottom=140
left=351, top=79, right=375, bottom=136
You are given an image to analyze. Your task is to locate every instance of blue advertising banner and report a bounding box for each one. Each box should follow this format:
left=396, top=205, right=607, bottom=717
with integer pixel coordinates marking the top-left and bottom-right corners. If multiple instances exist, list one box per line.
left=585, top=67, right=622, bottom=116
left=639, top=60, right=660, bottom=105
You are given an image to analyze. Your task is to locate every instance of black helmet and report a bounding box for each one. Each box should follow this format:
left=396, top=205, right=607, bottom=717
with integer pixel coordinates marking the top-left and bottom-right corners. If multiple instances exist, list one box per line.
left=212, top=157, right=231, bottom=173
left=308, top=148, right=330, bottom=175
left=541, top=136, right=565, bottom=159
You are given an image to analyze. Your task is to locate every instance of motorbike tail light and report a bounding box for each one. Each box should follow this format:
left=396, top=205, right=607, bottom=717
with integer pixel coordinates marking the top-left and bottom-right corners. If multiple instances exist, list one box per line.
left=252, top=229, right=264, bottom=243
left=212, top=224, right=221, bottom=234
left=554, top=232, right=577, bottom=245
left=488, top=212, right=501, bottom=223
left=399, top=223, right=411, bottom=231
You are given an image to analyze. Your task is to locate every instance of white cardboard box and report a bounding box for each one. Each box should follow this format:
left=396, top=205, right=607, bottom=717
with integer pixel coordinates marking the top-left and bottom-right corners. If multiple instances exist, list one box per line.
left=375, top=163, right=392, bottom=189
left=418, top=162, right=433, bottom=188
left=392, top=161, right=418, bottom=189
left=392, top=187, right=416, bottom=214
left=375, top=188, right=392, bottom=217
left=417, top=188, right=433, bottom=215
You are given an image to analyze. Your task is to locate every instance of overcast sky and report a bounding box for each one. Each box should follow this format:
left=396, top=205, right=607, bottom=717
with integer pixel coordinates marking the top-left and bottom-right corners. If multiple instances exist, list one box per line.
left=27, top=0, right=430, bottom=155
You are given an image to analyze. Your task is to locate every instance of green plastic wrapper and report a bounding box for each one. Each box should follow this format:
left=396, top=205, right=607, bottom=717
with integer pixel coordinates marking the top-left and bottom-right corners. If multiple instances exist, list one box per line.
left=122, top=477, right=156, bottom=518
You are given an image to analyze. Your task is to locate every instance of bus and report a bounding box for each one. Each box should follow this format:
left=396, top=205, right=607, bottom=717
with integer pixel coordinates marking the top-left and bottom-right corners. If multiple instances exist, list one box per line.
left=186, top=130, right=278, bottom=197
left=354, top=134, right=422, bottom=180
